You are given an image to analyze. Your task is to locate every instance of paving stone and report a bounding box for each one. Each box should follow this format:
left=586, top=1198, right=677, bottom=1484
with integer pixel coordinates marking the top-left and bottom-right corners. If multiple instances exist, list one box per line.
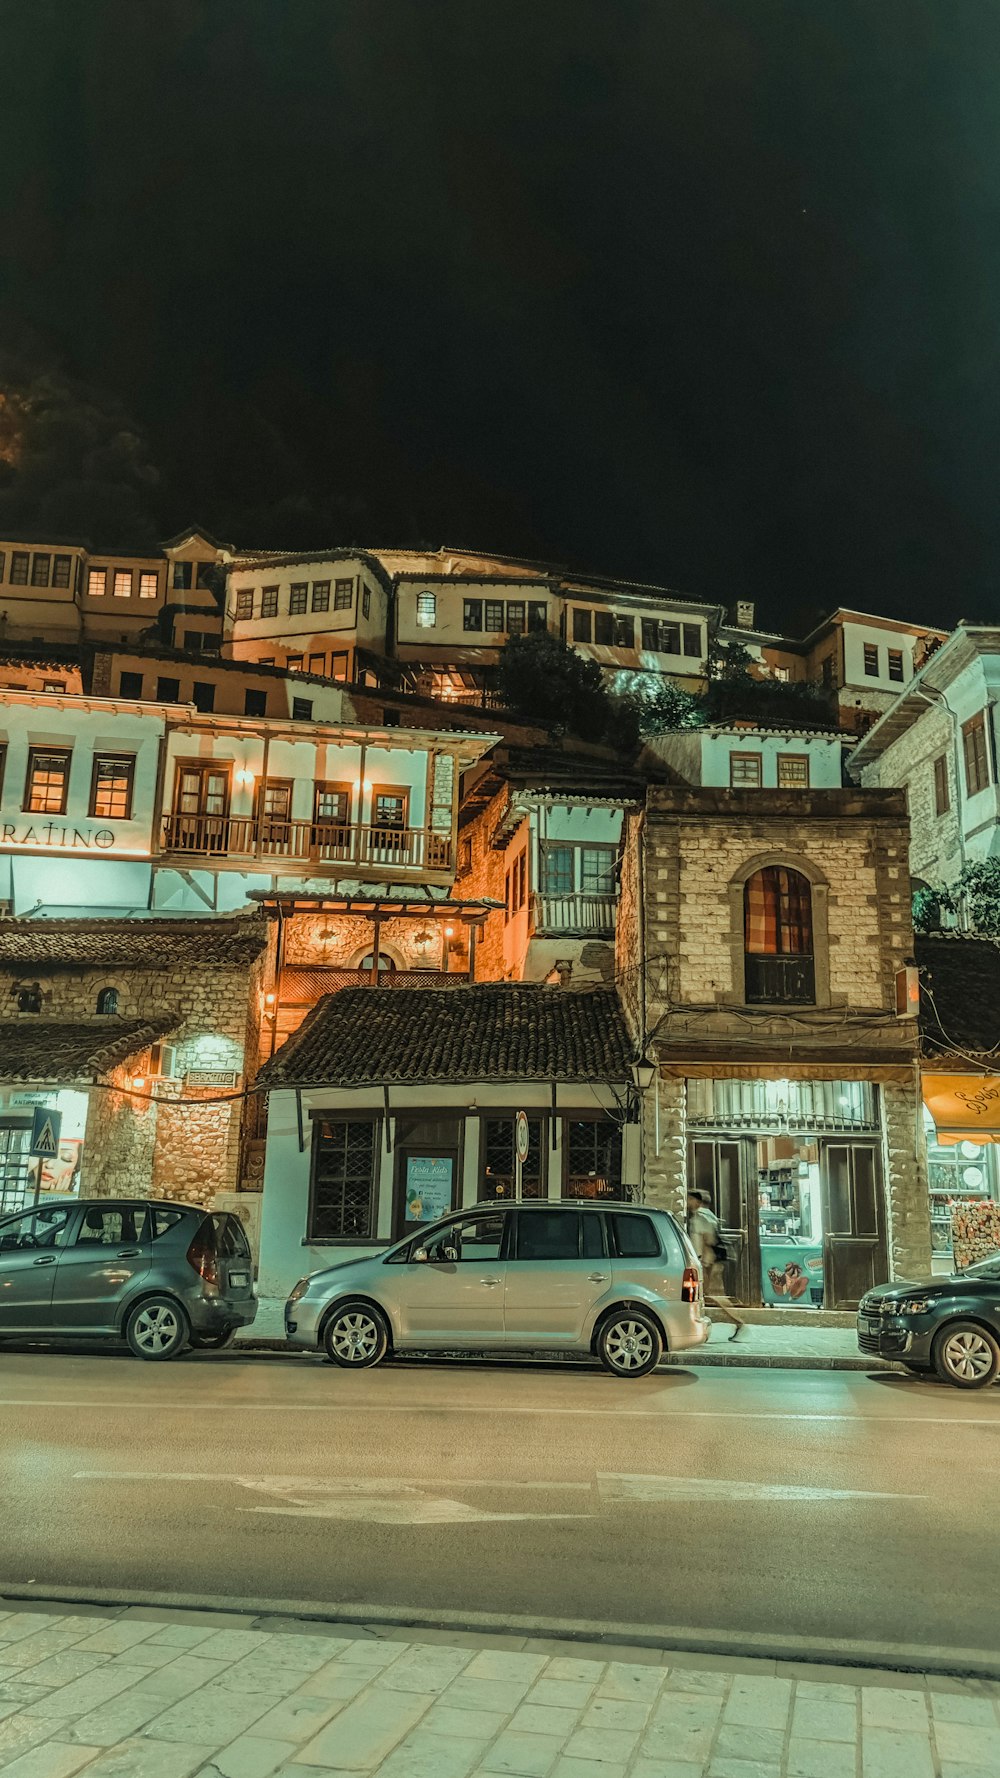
left=64, top=1686, right=170, bottom=1745
left=15, top=1653, right=110, bottom=1688
left=861, top=1688, right=929, bottom=1731
left=243, top=1691, right=347, bottom=1744
left=22, top=1663, right=152, bottom=1720
left=860, top=1725, right=935, bottom=1778
left=190, top=1630, right=272, bottom=1664
left=2, top=1631, right=101, bottom=1673
left=478, top=1728, right=565, bottom=1775
left=376, top=1644, right=475, bottom=1694
left=377, top=1727, right=492, bottom=1778
left=933, top=1721, right=1000, bottom=1765
left=120, top=1656, right=231, bottom=1700
left=723, top=1677, right=791, bottom=1731
left=930, top=1691, right=1000, bottom=1725
left=651, top=1691, right=725, bottom=1729
left=713, top=1723, right=785, bottom=1763
left=194, top=1735, right=296, bottom=1777
left=526, top=1680, right=596, bottom=1711
left=552, top=1758, right=628, bottom=1778
left=297, top=1661, right=373, bottom=1703
left=0, top=1743, right=101, bottom=1778
left=204, top=1661, right=307, bottom=1698
left=0, top=1617, right=73, bottom=1646
left=106, top=1646, right=182, bottom=1671
left=629, top=1763, right=704, bottom=1778
left=786, top=1739, right=856, bottom=1778
left=938, top=1762, right=1000, bottom=1778
left=662, top=1666, right=730, bottom=1695
left=0, top=1714, right=60, bottom=1763
left=446, top=1678, right=538, bottom=1715
left=421, top=1703, right=508, bottom=1740
left=640, top=1717, right=716, bottom=1764
left=330, top=1639, right=407, bottom=1669
left=792, top=1681, right=859, bottom=1705
left=72, top=1622, right=164, bottom=1655
left=541, top=1659, right=606, bottom=1686
left=791, top=1698, right=858, bottom=1742
left=594, top=1662, right=663, bottom=1705
left=145, top=1627, right=223, bottom=1650
left=81, top=1739, right=217, bottom=1776
left=507, top=1702, right=581, bottom=1738
left=142, top=1685, right=286, bottom=1747
left=707, top=1761, right=781, bottom=1778
left=294, top=1683, right=434, bottom=1767
left=579, top=1694, right=650, bottom=1732
left=465, top=1653, right=549, bottom=1686
left=239, top=1635, right=341, bottom=1673
left=560, top=1723, right=641, bottom=1763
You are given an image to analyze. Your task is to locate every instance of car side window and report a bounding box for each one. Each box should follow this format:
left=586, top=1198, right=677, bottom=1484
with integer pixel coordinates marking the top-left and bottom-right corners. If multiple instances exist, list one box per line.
left=74, top=1206, right=148, bottom=1246
left=609, top=1213, right=661, bottom=1259
left=582, top=1214, right=606, bottom=1258
left=0, top=1206, right=72, bottom=1251
left=516, top=1209, right=581, bottom=1261
left=150, top=1208, right=185, bottom=1241
left=427, top=1213, right=505, bottom=1262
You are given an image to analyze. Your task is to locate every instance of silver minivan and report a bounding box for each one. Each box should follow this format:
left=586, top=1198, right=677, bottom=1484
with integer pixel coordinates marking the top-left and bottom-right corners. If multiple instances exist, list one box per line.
left=285, top=1200, right=709, bottom=1377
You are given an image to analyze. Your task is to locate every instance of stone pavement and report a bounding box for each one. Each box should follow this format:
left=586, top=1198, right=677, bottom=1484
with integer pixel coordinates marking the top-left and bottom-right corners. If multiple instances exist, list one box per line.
left=0, top=1601, right=996, bottom=1778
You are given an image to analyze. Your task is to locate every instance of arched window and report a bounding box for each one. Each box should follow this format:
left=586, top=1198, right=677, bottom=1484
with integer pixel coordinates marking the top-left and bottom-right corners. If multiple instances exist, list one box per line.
left=358, top=953, right=396, bottom=972
left=744, top=867, right=815, bottom=1004
left=14, top=983, right=41, bottom=1014
left=96, top=987, right=119, bottom=1015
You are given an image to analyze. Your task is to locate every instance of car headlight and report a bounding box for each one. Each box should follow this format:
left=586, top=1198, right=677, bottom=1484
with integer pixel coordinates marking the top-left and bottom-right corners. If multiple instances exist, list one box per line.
left=287, top=1278, right=311, bottom=1305
left=896, top=1297, right=933, bottom=1315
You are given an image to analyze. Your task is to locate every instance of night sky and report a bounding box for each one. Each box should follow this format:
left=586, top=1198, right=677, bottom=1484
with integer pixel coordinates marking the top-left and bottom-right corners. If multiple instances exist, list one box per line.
left=1, top=0, right=997, bottom=632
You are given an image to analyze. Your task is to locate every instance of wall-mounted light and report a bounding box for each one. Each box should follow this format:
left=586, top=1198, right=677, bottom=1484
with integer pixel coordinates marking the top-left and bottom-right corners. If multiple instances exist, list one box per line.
left=131, top=1075, right=146, bottom=1092
left=352, top=778, right=374, bottom=793
left=629, top=1056, right=657, bottom=1094
left=235, top=766, right=255, bottom=788
left=264, top=991, right=276, bottom=1008
left=444, top=925, right=455, bottom=939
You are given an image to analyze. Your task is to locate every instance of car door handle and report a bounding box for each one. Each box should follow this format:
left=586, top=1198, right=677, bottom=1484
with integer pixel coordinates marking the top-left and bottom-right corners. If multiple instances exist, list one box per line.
left=32, top=1255, right=57, bottom=1267
left=116, top=1249, right=142, bottom=1258
left=479, top=1276, right=501, bottom=1287
left=588, top=1272, right=609, bottom=1283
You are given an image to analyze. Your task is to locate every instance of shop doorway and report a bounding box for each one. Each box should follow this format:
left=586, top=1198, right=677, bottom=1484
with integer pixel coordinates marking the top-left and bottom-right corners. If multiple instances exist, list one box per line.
left=392, top=1114, right=463, bottom=1241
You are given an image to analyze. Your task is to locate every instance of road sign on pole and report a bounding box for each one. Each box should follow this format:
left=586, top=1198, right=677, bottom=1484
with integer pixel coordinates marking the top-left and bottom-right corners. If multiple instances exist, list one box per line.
left=514, top=1110, right=529, bottom=1202
left=30, top=1106, right=62, bottom=1159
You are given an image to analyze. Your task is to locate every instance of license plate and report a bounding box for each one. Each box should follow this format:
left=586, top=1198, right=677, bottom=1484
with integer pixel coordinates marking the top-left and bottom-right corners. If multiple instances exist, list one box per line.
left=230, top=1271, right=248, bottom=1289
left=861, top=1317, right=881, bottom=1335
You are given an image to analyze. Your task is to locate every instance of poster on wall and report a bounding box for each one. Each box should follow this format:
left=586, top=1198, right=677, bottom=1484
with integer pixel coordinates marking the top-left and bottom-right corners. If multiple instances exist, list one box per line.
left=39, top=1139, right=84, bottom=1197
left=952, top=1199, right=1000, bottom=1269
left=404, top=1156, right=453, bottom=1223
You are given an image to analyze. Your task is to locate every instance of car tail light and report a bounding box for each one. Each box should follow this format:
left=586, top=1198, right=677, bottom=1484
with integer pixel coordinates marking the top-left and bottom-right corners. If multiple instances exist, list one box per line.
left=682, top=1265, right=700, bottom=1303
left=186, top=1235, right=219, bottom=1287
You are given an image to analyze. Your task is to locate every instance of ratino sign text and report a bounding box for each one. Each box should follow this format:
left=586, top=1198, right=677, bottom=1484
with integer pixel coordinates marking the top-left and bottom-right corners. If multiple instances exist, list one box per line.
left=0, top=821, right=116, bottom=849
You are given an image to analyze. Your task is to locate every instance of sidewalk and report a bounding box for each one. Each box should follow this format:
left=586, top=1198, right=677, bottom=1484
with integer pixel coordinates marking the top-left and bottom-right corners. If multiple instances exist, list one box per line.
left=0, top=1599, right=997, bottom=1778
left=237, top=1302, right=874, bottom=1370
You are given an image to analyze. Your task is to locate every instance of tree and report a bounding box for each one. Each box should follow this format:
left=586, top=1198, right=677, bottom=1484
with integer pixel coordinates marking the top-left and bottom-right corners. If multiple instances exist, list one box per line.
left=497, top=630, right=613, bottom=738
left=608, top=670, right=703, bottom=737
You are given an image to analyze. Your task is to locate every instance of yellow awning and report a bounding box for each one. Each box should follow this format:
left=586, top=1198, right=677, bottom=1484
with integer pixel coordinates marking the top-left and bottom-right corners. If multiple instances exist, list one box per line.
left=923, top=1073, right=1000, bottom=1141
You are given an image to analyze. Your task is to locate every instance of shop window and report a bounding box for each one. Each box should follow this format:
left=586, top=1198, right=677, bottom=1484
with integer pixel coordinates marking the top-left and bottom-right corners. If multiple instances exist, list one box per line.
left=863, top=642, right=880, bottom=676
left=312, top=580, right=331, bottom=611
left=52, top=555, right=72, bottom=588
left=260, top=586, right=279, bottom=618
left=528, top=601, right=548, bottom=633
left=308, top=1117, right=380, bottom=1240
left=172, top=562, right=192, bottom=590
left=541, top=844, right=574, bottom=896
left=563, top=1117, right=623, bottom=1200
left=9, top=551, right=29, bottom=585
left=119, top=671, right=143, bottom=699
left=87, top=566, right=107, bottom=597
left=593, top=611, right=614, bottom=645
left=138, top=571, right=158, bottom=599
left=90, top=754, right=135, bottom=820
left=334, top=578, right=354, bottom=610
left=416, top=591, right=436, bottom=628
left=30, top=553, right=51, bottom=587
left=573, top=608, right=593, bottom=642
left=289, top=584, right=308, bottom=615
left=464, top=599, right=483, bottom=632
left=963, top=711, right=991, bottom=797
left=235, top=589, right=254, bottom=620
left=730, top=753, right=762, bottom=789
left=24, top=748, right=71, bottom=814
left=481, top=1116, right=545, bottom=1199
left=743, top=866, right=815, bottom=1004
left=95, top=987, right=119, bottom=1015
left=506, top=601, right=526, bottom=636
left=113, top=569, right=132, bottom=598
left=244, top=688, right=267, bottom=717
left=777, top=754, right=810, bottom=789
left=682, top=623, right=702, bottom=658
left=887, top=648, right=905, bottom=682
left=933, top=754, right=950, bottom=815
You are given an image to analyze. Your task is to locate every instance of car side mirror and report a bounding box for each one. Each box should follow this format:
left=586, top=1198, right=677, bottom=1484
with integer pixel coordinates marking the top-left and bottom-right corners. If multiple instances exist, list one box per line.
left=413, top=1247, right=429, bottom=1263
left=442, top=1245, right=459, bottom=1262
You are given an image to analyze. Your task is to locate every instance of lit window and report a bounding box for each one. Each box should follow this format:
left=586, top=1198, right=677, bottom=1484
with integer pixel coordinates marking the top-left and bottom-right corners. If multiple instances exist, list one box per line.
left=312, top=580, right=331, bottom=611
left=744, top=867, right=815, bottom=1004
left=308, top=653, right=326, bottom=674
left=777, top=755, right=810, bottom=789
left=416, top=591, right=437, bottom=628
left=289, top=583, right=308, bottom=614
left=90, top=755, right=135, bottom=820
left=9, top=552, right=29, bottom=585
left=30, top=554, right=51, bottom=587
left=730, top=753, right=762, bottom=788
left=235, top=589, right=254, bottom=620
left=260, top=586, right=279, bottom=618
left=88, top=567, right=107, bottom=597
left=334, top=579, right=354, bottom=611
left=138, top=571, right=158, bottom=599
left=24, top=748, right=71, bottom=814
left=113, top=570, right=132, bottom=598
left=286, top=653, right=304, bottom=671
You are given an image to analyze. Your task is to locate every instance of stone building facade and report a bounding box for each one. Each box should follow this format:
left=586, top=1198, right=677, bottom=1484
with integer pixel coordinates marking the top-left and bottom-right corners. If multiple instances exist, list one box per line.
left=0, top=915, right=269, bottom=1209
left=619, top=787, right=927, bottom=1306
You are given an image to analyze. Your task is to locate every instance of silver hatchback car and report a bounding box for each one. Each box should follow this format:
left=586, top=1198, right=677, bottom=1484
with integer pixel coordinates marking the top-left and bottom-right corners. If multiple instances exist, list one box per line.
left=285, top=1200, right=709, bottom=1377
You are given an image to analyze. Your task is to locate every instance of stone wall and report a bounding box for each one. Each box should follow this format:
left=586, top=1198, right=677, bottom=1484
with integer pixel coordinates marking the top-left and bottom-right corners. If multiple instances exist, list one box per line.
left=853, top=700, right=963, bottom=891
left=456, top=781, right=526, bottom=981
left=83, top=1060, right=158, bottom=1198
left=282, top=912, right=448, bottom=972
left=882, top=1074, right=933, bottom=1278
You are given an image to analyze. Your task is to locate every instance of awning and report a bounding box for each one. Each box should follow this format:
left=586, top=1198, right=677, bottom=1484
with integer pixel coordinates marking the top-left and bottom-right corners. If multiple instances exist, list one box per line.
left=922, top=1073, right=1000, bottom=1142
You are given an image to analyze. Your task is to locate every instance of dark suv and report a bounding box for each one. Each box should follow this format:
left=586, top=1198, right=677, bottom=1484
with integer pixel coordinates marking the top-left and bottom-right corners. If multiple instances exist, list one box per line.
left=0, top=1197, right=257, bottom=1360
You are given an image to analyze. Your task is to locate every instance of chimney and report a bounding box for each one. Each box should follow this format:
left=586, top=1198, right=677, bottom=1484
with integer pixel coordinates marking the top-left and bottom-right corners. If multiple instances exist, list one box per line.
left=735, top=600, right=755, bottom=630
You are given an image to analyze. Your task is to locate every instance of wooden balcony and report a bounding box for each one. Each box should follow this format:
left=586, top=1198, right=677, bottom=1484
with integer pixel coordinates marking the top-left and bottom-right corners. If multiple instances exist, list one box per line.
left=532, top=891, right=617, bottom=937
left=160, top=813, right=453, bottom=873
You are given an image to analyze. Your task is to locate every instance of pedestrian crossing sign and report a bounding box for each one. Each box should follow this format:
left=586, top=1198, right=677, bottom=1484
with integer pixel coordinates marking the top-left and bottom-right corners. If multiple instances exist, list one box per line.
left=30, top=1107, right=62, bottom=1158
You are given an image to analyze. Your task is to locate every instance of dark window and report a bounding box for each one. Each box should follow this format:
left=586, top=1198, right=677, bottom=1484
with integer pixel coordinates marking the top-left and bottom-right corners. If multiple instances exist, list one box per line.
left=150, top=1207, right=185, bottom=1241
left=119, top=671, right=143, bottom=699
left=362, top=585, right=371, bottom=619
left=863, top=642, right=880, bottom=676
left=481, top=1116, right=545, bottom=1200
left=292, top=697, right=313, bottom=721
left=528, top=601, right=548, bottom=633
left=209, top=1213, right=252, bottom=1260
left=660, top=621, right=681, bottom=654
left=15, top=983, right=41, bottom=1013
left=334, top=578, right=354, bottom=610
left=156, top=677, right=181, bottom=702
left=183, top=630, right=219, bottom=654
left=609, top=1212, right=660, bottom=1258
left=90, top=754, right=135, bottom=819
left=887, top=648, right=905, bottom=682
left=485, top=600, right=505, bottom=632
left=516, top=850, right=527, bottom=908
left=506, top=601, right=525, bottom=635
left=95, top=987, right=119, bottom=1015
left=463, top=599, right=483, bottom=631
left=172, top=562, right=193, bottom=589
left=31, top=553, right=50, bottom=587
left=614, top=614, right=634, bottom=647
left=0, top=550, right=6, bottom=580
left=744, top=866, right=815, bottom=1004
left=195, top=562, right=215, bottom=589
left=641, top=619, right=659, bottom=651
left=515, top=1209, right=580, bottom=1260
left=52, top=555, right=72, bottom=588
left=192, top=681, right=215, bottom=713
left=10, top=552, right=29, bottom=585
left=541, top=844, right=574, bottom=895
left=260, top=586, right=279, bottom=618
left=289, top=584, right=308, bottom=615
left=312, top=580, right=331, bottom=611
left=75, top=1204, right=149, bottom=1245
left=821, top=654, right=835, bottom=687
left=594, top=611, right=614, bottom=645
left=933, top=755, right=950, bottom=815
left=243, top=688, right=267, bottom=717
left=309, top=1118, right=379, bottom=1240
left=682, top=623, right=702, bottom=658
left=504, top=869, right=511, bottom=922
left=563, top=1118, right=623, bottom=1199
left=573, top=608, right=593, bottom=642
left=582, top=1215, right=606, bottom=1258
left=0, top=743, right=5, bottom=799
left=235, top=589, right=254, bottom=620
left=963, top=712, right=991, bottom=797
left=24, top=748, right=71, bottom=814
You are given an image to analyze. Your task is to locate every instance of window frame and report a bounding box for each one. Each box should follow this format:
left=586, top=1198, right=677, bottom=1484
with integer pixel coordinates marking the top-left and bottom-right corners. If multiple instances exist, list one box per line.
left=289, top=583, right=308, bottom=615
left=776, top=753, right=810, bottom=790
left=244, top=687, right=267, bottom=718
left=234, top=589, right=254, bottom=620
left=138, top=570, right=158, bottom=600
left=742, top=864, right=816, bottom=1006
left=334, top=578, right=354, bottom=611
left=463, top=598, right=484, bottom=632
left=478, top=1113, right=548, bottom=1203
left=89, top=753, right=136, bottom=821
left=30, top=553, right=51, bottom=587
left=87, top=566, right=107, bottom=598
left=863, top=642, right=880, bottom=677
left=23, top=746, right=72, bottom=815
left=313, top=779, right=353, bottom=829
left=506, top=600, right=526, bottom=636
left=593, top=611, right=614, bottom=646
left=561, top=1113, right=625, bottom=1202
left=886, top=647, right=905, bottom=683
left=260, top=585, right=279, bottom=619
left=963, top=712, right=991, bottom=798
left=933, top=753, right=950, bottom=816
left=573, top=608, right=593, bottom=643
left=540, top=842, right=574, bottom=897
left=9, top=551, right=29, bottom=585
left=580, top=843, right=617, bottom=896
left=371, top=784, right=409, bottom=830
left=415, top=590, right=437, bottom=628
left=362, top=585, right=372, bottom=620
left=112, top=569, right=132, bottom=599
left=730, top=752, right=763, bottom=789
left=311, top=580, right=331, bottom=611
left=682, top=622, right=703, bottom=659
left=119, top=671, right=143, bottom=699
left=307, top=1113, right=382, bottom=1244
left=291, top=696, right=314, bottom=721
left=528, top=601, right=548, bottom=634
left=485, top=599, right=505, bottom=633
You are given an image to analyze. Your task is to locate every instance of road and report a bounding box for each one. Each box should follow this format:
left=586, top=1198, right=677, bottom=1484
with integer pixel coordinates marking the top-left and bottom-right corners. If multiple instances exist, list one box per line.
left=1, top=1349, right=998, bottom=1660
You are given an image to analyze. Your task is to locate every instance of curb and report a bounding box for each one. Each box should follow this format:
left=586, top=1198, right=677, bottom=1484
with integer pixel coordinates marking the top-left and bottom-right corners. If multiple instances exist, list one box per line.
left=231, top=1337, right=879, bottom=1372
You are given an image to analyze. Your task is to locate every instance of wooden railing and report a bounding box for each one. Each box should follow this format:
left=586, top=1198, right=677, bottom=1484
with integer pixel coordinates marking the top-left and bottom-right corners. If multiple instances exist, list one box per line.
left=160, top=814, right=452, bottom=871
left=532, top=892, right=617, bottom=936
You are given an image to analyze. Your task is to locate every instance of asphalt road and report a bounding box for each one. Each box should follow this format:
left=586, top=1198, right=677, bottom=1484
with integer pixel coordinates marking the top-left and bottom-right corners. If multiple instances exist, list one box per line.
left=1, top=1349, right=998, bottom=1660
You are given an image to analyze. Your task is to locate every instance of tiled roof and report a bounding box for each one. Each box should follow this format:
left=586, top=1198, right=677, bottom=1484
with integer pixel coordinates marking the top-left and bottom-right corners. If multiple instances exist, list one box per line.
left=917, top=933, right=1000, bottom=1059
left=258, top=984, right=634, bottom=1088
left=0, top=1018, right=176, bottom=1083
left=0, top=915, right=269, bottom=970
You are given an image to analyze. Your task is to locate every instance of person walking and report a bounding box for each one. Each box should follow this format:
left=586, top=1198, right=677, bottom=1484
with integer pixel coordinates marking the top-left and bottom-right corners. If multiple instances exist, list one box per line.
left=686, top=1190, right=746, bottom=1341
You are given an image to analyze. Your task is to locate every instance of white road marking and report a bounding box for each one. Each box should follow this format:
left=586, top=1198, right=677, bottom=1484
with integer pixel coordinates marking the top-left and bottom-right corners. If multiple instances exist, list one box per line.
left=597, top=1473, right=925, bottom=1504
left=7, top=1398, right=999, bottom=1427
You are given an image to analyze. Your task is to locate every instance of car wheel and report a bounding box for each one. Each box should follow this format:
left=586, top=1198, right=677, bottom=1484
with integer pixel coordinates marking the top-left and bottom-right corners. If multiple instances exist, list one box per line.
left=189, top=1327, right=237, bottom=1351
left=125, top=1296, right=190, bottom=1361
left=597, top=1309, right=663, bottom=1378
left=323, top=1301, right=390, bottom=1368
left=932, top=1321, right=1000, bottom=1389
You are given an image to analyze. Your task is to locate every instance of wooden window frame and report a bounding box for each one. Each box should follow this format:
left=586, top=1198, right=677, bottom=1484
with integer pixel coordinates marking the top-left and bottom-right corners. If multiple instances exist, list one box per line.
left=561, top=1111, right=625, bottom=1201
left=112, top=569, right=132, bottom=599
left=415, top=590, right=436, bottom=628
left=311, top=580, right=331, bottom=611
left=234, top=589, right=254, bottom=620
left=682, top=622, right=703, bottom=658
left=506, top=601, right=526, bottom=635
left=137, top=570, right=158, bottom=600
left=371, top=783, right=409, bottom=830
left=933, top=754, right=950, bottom=816
left=260, top=585, right=279, bottom=618
left=89, top=753, right=136, bottom=821
left=886, top=648, right=905, bottom=683
left=291, top=696, right=313, bottom=721
left=24, top=747, right=72, bottom=815
left=87, top=566, right=107, bottom=597
left=9, top=551, right=29, bottom=585
left=313, top=779, right=353, bottom=827
left=306, top=1111, right=383, bottom=1245
left=172, top=759, right=232, bottom=817
left=485, top=600, right=505, bottom=633
left=478, top=1111, right=549, bottom=1201
left=308, top=652, right=326, bottom=675
left=777, top=753, right=810, bottom=790
left=289, top=583, right=308, bottom=615
left=573, top=608, right=593, bottom=642
left=963, top=712, right=991, bottom=797
left=463, top=599, right=483, bottom=632
left=730, top=752, right=763, bottom=789
left=580, top=843, right=617, bottom=896
left=334, top=578, right=354, bottom=611
left=593, top=611, right=614, bottom=646
left=863, top=642, right=880, bottom=677
left=528, top=601, right=548, bottom=633
left=30, top=553, right=51, bottom=587
left=659, top=621, right=681, bottom=655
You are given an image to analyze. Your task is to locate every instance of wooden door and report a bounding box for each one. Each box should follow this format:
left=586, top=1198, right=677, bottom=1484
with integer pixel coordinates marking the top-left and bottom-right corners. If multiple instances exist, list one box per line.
left=688, top=1137, right=758, bottom=1305
left=821, top=1140, right=888, bottom=1309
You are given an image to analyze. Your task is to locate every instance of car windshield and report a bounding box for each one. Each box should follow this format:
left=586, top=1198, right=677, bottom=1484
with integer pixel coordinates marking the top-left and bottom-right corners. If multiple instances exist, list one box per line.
left=957, top=1252, right=1000, bottom=1281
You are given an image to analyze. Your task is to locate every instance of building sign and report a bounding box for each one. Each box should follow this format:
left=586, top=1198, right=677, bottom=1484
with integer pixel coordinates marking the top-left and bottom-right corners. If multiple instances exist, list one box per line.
left=923, top=1074, right=1000, bottom=1142
left=0, top=820, right=116, bottom=850
left=404, top=1156, right=453, bottom=1222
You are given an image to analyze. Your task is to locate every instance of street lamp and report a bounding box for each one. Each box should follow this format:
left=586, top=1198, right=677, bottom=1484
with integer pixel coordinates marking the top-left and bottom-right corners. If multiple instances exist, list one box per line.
left=630, top=1056, right=657, bottom=1094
